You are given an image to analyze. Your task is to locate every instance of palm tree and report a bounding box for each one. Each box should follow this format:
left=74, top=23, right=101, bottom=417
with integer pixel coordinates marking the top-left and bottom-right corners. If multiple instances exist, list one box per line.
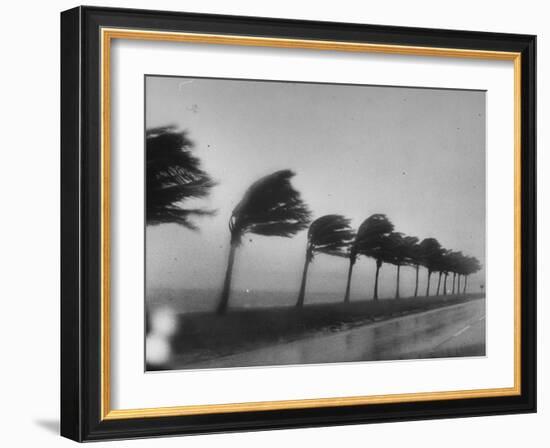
left=343, top=246, right=358, bottom=304
left=419, top=238, right=443, bottom=297
left=457, top=255, right=468, bottom=294
left=451, top=272, right=456, bottom=295
left=462, top=256, right=482, bottom=294
left=436, top=271, right=443, bottom=295
left=435, top=249, right=451, bottom=296
left=453, top=256, right=462, bottom=293
left=438, top=250, right=454, bottom=295
left=354, top=214, right=394, bottom=300
left=443, top=271, right=450, bottom=295
left=296, top=215, right=354, bottom=307
left=447, top=251, right=465, bottom=295
left=440, top=250, right=451, bottom=295
left=399, top=236, right=420, bottom=298
left=217, top=170, right=311, bottom=314
left=382, top=233, right=419, bottom=299
left=407, top=239, right=423, bottom=297
left=146, top=126, right=216, bottom=229
left=385, top=232, right=406, bottom=299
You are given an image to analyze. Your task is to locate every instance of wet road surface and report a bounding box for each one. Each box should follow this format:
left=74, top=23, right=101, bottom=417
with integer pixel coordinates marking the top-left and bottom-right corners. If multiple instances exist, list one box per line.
left=185, top=298, right=486, bottom=369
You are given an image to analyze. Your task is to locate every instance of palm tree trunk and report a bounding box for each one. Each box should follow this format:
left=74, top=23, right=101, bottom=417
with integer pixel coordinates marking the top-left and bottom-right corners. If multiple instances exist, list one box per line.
left=414, top=264, right=419, bottom=297
left=395, top=264, right=401, bottom=299
left=457, top=275, right=461, bottom=294
left=436, top=272, right=442, bottom=296
left=463, top=275, right=468, bottom=295
left=344, top=259, right=355, bottom=303
left=373, top=259, right=382, bottom=301
left=217, top=243, right=237, bottom=315
left=452, top=273, right=456, bottom=295
left=443, top=273, right=448, bottom=295
left=426, top=270, right=432, bottom=297
left=296, top=255, right=311, bottom=308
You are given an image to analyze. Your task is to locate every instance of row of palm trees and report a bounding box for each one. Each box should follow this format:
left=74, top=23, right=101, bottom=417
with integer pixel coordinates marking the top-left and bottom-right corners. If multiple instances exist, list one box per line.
left=217, top=170, right=481, bottom=314
left=303, top=213, right=482, bottom=307
left=146, top=127, right=481, bottom=316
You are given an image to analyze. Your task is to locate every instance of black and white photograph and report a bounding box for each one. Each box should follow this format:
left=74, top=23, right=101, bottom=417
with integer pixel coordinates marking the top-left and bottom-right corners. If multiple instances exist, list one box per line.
left=145, top=75, right=486, bottom=371
left=53, top=4, right=538, bottom=443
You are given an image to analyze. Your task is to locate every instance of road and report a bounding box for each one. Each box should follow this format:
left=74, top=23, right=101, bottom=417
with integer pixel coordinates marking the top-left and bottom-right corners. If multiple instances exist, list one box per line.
left=185, top=298, right=486, bottom=369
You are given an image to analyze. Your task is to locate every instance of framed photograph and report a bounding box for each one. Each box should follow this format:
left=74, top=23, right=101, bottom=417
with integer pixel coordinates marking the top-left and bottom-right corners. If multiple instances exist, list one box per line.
left=60, top=6, right=536, bottom=441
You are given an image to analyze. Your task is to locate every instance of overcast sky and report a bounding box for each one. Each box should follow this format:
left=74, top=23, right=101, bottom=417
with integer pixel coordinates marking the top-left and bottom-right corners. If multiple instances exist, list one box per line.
left=145, top=75, right=485, bottom=300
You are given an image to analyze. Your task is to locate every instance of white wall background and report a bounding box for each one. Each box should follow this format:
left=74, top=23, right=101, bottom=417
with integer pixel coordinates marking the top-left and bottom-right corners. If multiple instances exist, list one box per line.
left=0, top=0, right=545, bottom=446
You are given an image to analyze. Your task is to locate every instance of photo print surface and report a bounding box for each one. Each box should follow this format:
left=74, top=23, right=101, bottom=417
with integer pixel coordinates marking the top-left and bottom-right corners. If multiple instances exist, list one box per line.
left=145, top=75, right=486, bottom=371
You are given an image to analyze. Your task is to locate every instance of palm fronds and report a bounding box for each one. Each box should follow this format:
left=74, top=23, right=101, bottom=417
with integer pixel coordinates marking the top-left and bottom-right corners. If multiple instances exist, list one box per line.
left=307, top=214, right=355, bottom=258
left=354, top=213, right=395, bottom=259
left=418, top=238, right=444, bottom=271
left=146, top=126, right=216, bottom=229
left=230, top=170, right=312, bottom=244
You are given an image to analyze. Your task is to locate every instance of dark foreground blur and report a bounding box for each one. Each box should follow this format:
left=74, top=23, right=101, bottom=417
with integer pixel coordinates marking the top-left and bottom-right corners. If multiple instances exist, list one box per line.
left=146, top=293, right=485, bottom=371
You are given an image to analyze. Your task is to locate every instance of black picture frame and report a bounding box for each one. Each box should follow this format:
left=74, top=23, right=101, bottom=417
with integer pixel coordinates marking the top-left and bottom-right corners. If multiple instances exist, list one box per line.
left=61, top=5, right=536, bottom=442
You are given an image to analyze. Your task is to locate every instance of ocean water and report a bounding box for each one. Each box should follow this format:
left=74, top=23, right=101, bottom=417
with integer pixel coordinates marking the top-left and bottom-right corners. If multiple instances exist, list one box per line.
left=146, top=288, right=370, bottom=314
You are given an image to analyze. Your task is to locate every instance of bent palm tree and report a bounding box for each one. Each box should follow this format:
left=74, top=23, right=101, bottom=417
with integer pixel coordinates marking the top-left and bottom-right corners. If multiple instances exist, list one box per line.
left=462, top=256, right=482, bottom=294
left=217, top=170, right=311, bottom=314
left=407, top=239, right=422, bottom=297
left=419, top=238, right=443, bottom=297
left=436, top=249, right=454, bottom=295
left=397, top=235, right=420, bottom=298
left=435, top=270, right=443, bottom=296
left=296, top=215, right=354, bottom=307
left=146, top=126, right=216, bottom=229
left=453, top=252, right=464, bottom=294
left=384, top=232, right=407, bottom=299
left=438, top=250, right=452, bottom=295
left=343, top=246, right=358, bottom=304
left=354, top=214, right=394, bottom=300
left=439, top=250, right=463, bottom=295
